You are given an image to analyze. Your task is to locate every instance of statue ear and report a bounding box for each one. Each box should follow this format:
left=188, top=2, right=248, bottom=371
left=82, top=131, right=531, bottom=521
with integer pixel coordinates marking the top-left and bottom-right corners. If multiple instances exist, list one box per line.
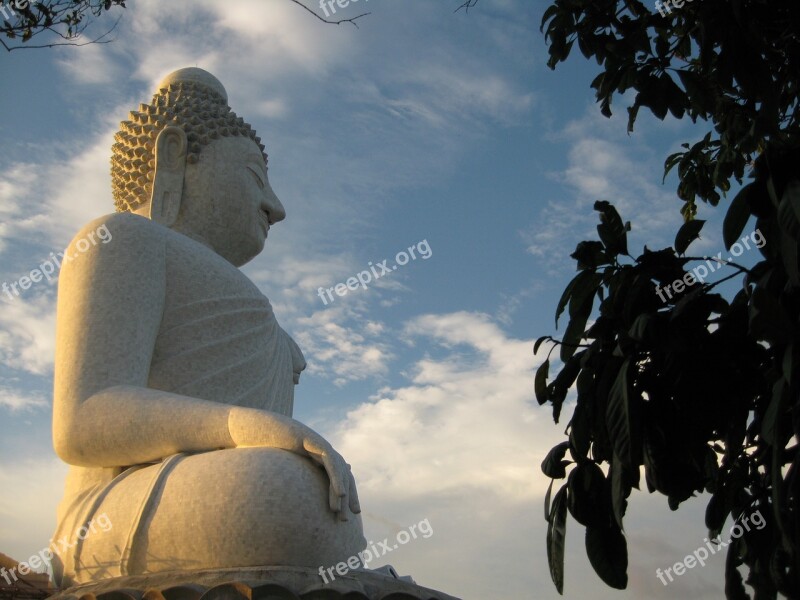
left=150, top=126, right=187, bottom=227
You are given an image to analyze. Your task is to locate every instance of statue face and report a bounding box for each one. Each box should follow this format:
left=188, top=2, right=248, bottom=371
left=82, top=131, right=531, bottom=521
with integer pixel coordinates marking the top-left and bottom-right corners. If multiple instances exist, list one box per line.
left=179, top=136, right=285, bottom=266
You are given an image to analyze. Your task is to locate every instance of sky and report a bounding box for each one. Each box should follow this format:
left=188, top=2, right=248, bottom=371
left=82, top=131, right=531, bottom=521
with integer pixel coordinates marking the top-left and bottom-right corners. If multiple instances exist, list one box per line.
left=0, top=1, right=766, bottom=599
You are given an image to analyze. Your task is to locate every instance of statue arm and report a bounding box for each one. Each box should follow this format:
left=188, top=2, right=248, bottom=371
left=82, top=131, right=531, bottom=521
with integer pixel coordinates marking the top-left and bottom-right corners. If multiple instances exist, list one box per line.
left=52, top=214, right=358, bottom=518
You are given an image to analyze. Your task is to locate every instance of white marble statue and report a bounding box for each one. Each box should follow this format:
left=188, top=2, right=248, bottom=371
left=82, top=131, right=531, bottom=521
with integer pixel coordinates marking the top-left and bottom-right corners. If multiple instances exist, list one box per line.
left=50, top=68, right=365, bottom=587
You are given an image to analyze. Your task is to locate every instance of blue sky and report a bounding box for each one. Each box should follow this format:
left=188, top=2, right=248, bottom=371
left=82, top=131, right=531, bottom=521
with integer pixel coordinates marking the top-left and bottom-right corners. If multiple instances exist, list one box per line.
left=0, top=1, right=762, bottom=598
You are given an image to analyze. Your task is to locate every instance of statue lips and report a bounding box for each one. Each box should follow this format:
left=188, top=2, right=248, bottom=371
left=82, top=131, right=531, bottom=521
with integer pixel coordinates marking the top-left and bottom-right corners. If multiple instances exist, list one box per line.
left=258, top=211, right=270, bottom=235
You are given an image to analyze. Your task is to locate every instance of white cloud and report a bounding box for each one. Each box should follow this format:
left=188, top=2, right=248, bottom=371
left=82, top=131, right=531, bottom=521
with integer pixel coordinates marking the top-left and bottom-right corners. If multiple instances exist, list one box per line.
left=0, top=132, right=117, bottom=255
left=525, top=106, right=681, bottom=275
left=56, top=42, right=125, bottom=85
left=317, top=311, right=559, bottom=597
left=328, top=311, right=554, bottom=502
left=293, top=303, right=393, bottom=386
left=0, top=387, right=49, bottom=412
left=315, top=311, right=727, bottom=599
left=0, top=295, right=57, bottom=376
left=254, top=98, right=289, bottom=119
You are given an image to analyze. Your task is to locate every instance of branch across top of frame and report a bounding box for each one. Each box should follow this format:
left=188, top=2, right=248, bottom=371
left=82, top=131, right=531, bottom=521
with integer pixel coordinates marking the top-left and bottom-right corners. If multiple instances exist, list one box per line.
left=289, top=0, right=370, bottom=28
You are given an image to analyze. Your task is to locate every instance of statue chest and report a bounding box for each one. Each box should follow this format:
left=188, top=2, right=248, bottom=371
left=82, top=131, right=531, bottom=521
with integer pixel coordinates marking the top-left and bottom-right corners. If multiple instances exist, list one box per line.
left=145, top=235, right=295, bottom=414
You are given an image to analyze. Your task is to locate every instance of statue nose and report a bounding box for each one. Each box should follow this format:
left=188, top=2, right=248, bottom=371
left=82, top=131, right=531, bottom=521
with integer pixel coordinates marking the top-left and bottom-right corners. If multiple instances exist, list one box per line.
left=262, top=180, right=286, bottom=224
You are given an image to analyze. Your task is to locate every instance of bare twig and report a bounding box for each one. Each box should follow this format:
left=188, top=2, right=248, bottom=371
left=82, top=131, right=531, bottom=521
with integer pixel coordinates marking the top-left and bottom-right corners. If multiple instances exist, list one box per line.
left=1, top=17, right=120, bottom=52
left=684, top=255, right=753, bottom=275
left=454, top=0, right=480, bottom=13
left=287, top=0, right=369, bottom=28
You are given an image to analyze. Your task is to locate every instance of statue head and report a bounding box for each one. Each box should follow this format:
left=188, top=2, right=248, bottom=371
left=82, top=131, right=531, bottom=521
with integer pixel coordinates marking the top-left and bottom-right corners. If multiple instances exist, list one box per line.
left=111, top=67, right=285, bottom=266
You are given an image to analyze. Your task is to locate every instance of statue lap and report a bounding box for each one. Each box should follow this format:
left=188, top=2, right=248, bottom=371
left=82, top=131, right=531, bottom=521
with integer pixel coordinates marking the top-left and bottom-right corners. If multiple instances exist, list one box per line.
left=59, top=448, right=364, bottom=584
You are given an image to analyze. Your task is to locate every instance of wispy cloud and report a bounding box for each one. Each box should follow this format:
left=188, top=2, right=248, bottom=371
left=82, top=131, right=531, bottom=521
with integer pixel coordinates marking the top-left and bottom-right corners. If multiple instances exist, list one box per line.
left=0, top=295, right=56, bottom=376
left=328, top=312, right=553, bottom=498
left=0, top=386, right=49, bottom=412
left=525, top=106, right=683, bottom=276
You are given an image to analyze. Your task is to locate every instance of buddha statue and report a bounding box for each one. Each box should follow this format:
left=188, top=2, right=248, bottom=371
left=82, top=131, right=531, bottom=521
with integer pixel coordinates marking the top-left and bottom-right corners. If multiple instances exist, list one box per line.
left=50, top=68, right=366, bottom=587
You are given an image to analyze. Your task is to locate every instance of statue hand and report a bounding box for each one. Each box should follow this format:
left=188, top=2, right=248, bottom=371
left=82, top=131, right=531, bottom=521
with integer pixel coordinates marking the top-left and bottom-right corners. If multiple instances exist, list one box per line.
left=302, top=432, right=361, bottom=521
left=227, top=407, right=361, bottom=520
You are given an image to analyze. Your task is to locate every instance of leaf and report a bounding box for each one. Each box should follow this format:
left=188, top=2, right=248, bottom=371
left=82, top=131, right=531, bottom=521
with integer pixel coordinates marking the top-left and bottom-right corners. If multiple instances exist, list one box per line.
left=552, top=350, right=584, bottom=396
left=674, top=219, right=706, bottom=254
left=555, top=272, right=582, bottom=328
left=585, top=523, right=628, bottom=589
left=544, top=479, right=554, bottom=523
left=749, top=286, right=792, bottom=344
left=535, top=359, right=550, bottom=406
left=569, top=400, right=591, bottom=462
left=723, top=184, right=753, bottom=250
left=561, top=273, right=601, bottom=362
left=542, top=441, right=571, bottom=479
left=637, top=82, right=669, bottom=120
left=547, top=484, right=568, bottom=594
left=705, top=489, right=728, bottom=541
left=724, top=536, right=748, bottom=600
left=627, top=101, right=641, bottom=134
left=539, top=4, right=559, bottom=31
left=627, top=314, right=652, bottom=342
left=567, top=462, right=606, bottom=527
left=569, top=272, right=603, bottom=320
left=782, top=341, right=796, bottom=386
left=610, top=455, right=631, bottom=530
left=561, top=305, right=590, bottom=363
left=664, top=151, right=684, bottom=181
left=784, top=179, right=800, bottom=225
left=594, top=200, right=629, bottom=256
left=534, top=335, right=551, bottom=356
left=570, top=241, right=610, bottom=270
left=606, top=359, right=639, bottom=469
left=761, top=380, right=786, bottom=446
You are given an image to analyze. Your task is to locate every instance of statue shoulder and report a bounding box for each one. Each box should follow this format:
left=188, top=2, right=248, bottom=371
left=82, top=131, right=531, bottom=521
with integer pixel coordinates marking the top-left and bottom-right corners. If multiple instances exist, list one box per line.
left=67, top=212, right=169, bottom=254
left=63, top=213, right=171, bottom=275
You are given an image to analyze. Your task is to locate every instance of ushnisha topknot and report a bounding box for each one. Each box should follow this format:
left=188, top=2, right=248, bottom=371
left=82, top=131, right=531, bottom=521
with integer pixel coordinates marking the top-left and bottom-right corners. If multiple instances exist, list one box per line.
left=111, top=67, right=267, bottom=213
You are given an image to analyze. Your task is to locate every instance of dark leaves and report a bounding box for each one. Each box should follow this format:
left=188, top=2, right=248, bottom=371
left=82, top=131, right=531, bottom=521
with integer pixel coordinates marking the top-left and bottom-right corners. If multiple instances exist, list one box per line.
left=674, top=219, right=706, bottom=255
left=606, top=359, right=640, bottom=469
left=542, top=441, right=571, bottom=479
left=595, top=200, right=630, bottom=257
left=535, top=359, right=550, bottom=406
left=723, top=183, right=754, bottom=250
left=567, top=462, right=606, bottom=527
left=586, top=522, right=628, bottom=589
left=538, top=186, right=797, bottom=596
left=547, top=484, right=568, bottom=594
left=570, top=241, right=610, bottom=271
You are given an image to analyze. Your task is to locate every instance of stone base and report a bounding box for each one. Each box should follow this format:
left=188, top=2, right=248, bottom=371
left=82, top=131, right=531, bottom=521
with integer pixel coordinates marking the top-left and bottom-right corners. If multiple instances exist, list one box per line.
left=47, top=567, right=460, bottom=600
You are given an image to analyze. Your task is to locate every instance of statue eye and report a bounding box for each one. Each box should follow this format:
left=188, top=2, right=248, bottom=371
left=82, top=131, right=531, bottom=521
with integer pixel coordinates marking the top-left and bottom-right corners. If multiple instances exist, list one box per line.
left=246, top=166, right=265, bottom=189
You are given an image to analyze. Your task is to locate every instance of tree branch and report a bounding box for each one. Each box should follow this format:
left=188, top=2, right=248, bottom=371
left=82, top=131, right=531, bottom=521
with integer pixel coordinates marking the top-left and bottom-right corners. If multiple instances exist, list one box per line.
left=287, top=0, right=369, bottom=28
left=454, top=0, right=480, bottom=12
left=1, top=16, right=120, bottom=52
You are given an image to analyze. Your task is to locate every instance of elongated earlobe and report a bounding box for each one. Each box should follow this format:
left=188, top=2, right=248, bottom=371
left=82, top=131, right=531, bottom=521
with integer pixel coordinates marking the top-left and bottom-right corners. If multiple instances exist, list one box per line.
left=150, top=126, right=187, bottom=227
